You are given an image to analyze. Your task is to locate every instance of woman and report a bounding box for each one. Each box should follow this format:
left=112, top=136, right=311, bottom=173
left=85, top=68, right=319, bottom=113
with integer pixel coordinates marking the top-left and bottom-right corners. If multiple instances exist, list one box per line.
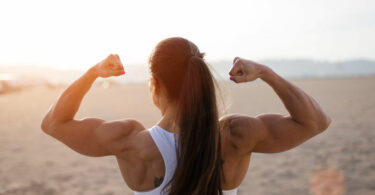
left=41, top=37, right=331, bottom=194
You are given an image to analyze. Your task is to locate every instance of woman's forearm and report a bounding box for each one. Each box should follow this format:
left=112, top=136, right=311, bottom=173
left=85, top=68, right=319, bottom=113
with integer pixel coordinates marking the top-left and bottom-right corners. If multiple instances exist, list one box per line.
left=259, top=65, right=331, bottom=131
left=43, top=68, right=98, bottom=127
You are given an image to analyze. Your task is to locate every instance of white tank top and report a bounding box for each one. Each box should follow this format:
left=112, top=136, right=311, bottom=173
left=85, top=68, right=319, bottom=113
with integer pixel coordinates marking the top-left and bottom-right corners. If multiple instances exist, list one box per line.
left=134, top=126, right=238, bottom=195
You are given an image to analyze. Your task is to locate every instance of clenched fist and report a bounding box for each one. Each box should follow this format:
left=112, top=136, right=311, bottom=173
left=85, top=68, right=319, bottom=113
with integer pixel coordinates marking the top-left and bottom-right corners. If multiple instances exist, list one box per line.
left=229, top=57, right=265, bottom=83
left=92, top=54, right=125, bottom=78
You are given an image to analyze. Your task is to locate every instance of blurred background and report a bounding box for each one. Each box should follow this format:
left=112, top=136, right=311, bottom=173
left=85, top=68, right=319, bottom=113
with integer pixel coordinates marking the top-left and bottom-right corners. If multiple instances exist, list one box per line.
left=0, top=0, right=374, bottom=194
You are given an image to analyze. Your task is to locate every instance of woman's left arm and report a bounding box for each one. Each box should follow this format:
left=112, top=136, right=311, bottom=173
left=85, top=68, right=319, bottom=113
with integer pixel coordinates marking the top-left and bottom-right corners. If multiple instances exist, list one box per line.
left=41, top=54, right=139, bottom=157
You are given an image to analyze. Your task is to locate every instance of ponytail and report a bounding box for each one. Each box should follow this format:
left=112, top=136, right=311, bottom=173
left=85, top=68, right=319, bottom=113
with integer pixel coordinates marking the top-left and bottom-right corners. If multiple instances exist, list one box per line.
left=150, top=37, right=222, bottom=195
left=168, top=55, right=222, bottom=195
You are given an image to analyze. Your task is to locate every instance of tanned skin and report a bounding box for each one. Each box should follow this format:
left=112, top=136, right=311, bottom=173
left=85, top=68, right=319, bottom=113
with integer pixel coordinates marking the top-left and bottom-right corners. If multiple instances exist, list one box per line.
left=41, top=55, right=331, bottom=191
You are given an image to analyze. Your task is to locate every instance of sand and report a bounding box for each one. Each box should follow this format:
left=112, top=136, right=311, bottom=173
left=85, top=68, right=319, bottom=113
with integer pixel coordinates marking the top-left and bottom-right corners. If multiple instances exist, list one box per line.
left=0, top=77, right=374, bottom=195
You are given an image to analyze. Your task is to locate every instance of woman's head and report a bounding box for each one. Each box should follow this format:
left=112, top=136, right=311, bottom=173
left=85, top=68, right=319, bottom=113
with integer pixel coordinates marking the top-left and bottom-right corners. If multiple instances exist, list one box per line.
left=149, top=37, right=223, bottom=195
left=149, top=37, right=203, bottom=110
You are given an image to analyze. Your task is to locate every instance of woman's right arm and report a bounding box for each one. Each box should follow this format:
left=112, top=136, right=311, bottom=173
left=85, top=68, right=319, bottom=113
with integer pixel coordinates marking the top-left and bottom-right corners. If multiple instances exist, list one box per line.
left=41, top=54, right=144, bottom=157
left=222, top=57, right=331, bottom=154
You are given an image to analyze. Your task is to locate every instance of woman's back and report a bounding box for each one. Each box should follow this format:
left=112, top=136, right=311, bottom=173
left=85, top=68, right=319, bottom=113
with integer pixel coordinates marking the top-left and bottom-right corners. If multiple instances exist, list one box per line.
left=118, top=125, right=243, bottom=194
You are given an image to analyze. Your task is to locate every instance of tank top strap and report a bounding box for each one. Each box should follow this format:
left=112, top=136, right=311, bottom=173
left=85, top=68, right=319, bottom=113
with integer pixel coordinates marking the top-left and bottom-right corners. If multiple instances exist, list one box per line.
left=149, top=125, right=177, bottom=168
left=223, top=188, right=238, bottom=195
left=134, top=126, right=177, bottom=195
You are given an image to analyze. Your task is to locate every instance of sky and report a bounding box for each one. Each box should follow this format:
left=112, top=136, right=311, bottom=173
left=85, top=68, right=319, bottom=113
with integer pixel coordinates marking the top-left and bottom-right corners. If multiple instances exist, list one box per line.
left=0, top=0, right=374, bottom=70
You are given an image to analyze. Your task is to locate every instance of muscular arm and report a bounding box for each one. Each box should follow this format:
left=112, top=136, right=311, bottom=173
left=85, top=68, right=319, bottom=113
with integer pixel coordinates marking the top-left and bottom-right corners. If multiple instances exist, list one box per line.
left=41, top=54, right=140, bottom=157
left=225, top=57, right=331, bottom=154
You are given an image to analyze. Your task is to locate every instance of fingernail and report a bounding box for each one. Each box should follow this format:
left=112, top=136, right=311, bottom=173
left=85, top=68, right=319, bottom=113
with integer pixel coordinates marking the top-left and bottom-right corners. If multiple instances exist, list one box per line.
left=121, top=71, right=125, bottom=75
left=230, top=77, right=234, bottom=81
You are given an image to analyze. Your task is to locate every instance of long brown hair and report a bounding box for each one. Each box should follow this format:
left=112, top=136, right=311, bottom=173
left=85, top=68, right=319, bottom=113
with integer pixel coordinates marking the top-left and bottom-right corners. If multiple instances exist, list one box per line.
left=149, top=37, right=222, bottom=195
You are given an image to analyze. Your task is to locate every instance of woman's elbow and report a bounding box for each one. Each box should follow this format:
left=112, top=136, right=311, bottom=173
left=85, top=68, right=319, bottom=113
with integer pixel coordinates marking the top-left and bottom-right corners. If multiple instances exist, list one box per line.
left=307, top=113, right=331, bottom=134
left=41, top=117, right=49, bottom=133
left=41, top=115, right=54, bottom=135
left=316, top=115, right=332, bottom=133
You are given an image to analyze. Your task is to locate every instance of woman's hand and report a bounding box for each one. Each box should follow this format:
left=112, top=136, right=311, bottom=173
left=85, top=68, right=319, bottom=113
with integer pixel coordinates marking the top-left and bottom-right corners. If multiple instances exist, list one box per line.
left=229, top=57, right=265, bottom=83
left=92, top=54, right=125, bottom=78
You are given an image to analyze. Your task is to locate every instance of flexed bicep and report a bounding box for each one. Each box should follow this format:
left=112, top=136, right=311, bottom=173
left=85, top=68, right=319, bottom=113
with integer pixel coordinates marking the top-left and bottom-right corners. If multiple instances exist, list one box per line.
left=227, top=57, right=330, bottom=153
left=43, top=118, right=143, bottom=157
left=252, top=113, right=320, bottom=153
left=220, top=113, right=324, bottom=155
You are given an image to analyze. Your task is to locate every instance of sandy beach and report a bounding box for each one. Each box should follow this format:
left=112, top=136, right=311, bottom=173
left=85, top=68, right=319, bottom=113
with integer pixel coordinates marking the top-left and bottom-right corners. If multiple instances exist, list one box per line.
left=0, top=76, right=374, bottom=195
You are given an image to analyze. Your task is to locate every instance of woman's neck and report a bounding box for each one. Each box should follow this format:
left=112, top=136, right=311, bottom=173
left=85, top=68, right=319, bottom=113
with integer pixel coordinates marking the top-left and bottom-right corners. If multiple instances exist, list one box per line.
left=156, top=116, right=179, bottom=133
left=156, top=100, right=181, bottom=133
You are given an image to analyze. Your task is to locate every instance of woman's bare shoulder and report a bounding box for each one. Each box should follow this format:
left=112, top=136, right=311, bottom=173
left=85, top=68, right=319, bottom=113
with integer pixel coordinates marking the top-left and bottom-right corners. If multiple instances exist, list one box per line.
left=219, top=114, right=263, bottom=155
